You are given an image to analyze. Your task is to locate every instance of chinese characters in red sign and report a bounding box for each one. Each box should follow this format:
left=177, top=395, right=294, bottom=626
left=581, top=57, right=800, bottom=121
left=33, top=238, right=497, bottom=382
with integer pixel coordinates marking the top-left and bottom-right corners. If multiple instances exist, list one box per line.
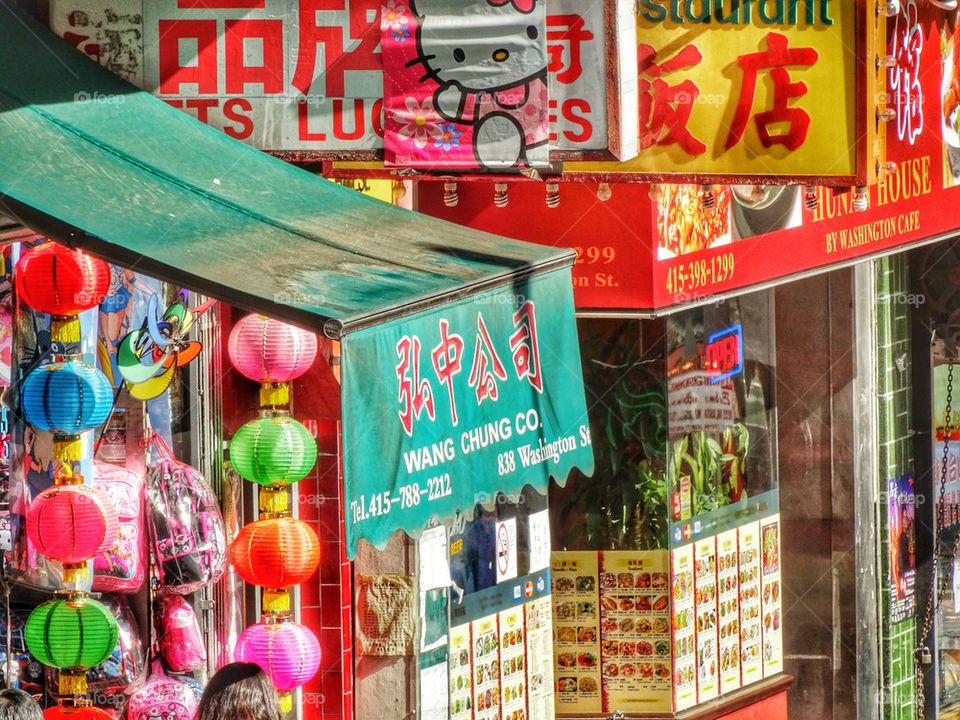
left=638, top=43, right=706, bottom=155
left=396, top=302, right=544, bottom=436
left=638, top=32, right=820, bottom=157
left=891, top=0, right=923, bottom=146
left=725, top=32, right=819, bottom=151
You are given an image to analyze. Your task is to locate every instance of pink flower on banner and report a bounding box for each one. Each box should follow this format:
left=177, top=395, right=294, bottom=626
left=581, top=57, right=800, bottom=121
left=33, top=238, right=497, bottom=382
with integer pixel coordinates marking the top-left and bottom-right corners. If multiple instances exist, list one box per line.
left=383, top=0, right=411, bottom=41
left=487, top=0, right=537, bottom=13
left=395, top=97, right=443, bottom=149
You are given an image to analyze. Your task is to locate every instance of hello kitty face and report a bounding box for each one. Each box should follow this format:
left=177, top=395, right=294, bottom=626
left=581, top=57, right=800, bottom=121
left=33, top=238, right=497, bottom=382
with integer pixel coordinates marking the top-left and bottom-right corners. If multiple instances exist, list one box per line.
left=410, top=0, right=545, bottom=92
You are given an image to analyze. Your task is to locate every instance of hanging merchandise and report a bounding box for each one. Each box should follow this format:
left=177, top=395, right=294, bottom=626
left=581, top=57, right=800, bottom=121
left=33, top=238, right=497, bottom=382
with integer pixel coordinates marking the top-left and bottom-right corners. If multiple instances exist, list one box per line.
left=27, top=483, right=118, bottom=566
left=227, top=312, right=321, bottom=709
left=116, top=291, right=214, bottom=401
left=229, top=413, right=316, bottom=515
left=229, top=415, right=317, bottom=487
left=21, top=357, right=114, bottom=465
left=24, top=596, right=119, bottom=696
left=159, top=593, right=207, bottom=673
left=227, top=314, right=318, bottom=408
left=230, top=517, right=320, bottom=613
left=0, top=607, right=46, bottom=695
left=15, top=242, right=110, bottom=344
left=236, top=618, right=322, bottom=713
left=46, top=595, right=145, bottom=708
left=145, top=433, right=226, bottom=594
left=92, top=462, right=146, bottom=594
left=126, top=658, right=198, bottom=720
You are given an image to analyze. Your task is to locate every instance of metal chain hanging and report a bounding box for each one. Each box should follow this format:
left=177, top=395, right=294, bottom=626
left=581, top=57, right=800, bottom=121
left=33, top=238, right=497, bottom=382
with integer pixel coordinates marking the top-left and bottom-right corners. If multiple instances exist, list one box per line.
left=917, top=362, right=957, bottom=720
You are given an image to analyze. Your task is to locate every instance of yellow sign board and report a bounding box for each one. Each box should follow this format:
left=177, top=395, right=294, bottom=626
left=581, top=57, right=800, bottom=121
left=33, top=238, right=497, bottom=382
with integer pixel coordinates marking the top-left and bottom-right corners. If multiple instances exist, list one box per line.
left=570, top=0, right=864, bottom=181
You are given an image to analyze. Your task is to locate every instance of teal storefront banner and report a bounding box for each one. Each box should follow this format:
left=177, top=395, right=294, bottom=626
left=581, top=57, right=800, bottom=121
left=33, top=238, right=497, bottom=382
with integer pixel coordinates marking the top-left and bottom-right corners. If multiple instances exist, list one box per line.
left=341, top=268, right=594, bottom=557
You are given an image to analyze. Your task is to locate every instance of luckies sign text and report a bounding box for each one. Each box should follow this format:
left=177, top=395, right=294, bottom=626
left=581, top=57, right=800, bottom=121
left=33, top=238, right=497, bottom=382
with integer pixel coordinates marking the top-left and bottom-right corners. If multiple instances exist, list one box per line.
left=340, top=269, right=594, bottom=557
left=48, top=0, right=613, bottom=155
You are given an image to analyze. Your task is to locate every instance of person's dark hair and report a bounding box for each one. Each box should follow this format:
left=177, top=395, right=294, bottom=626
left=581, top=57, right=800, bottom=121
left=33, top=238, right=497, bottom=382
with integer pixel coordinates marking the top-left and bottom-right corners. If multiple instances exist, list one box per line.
left=0, top=688, right=41, bottom=720
left=197, top=662, right=281, bottom=720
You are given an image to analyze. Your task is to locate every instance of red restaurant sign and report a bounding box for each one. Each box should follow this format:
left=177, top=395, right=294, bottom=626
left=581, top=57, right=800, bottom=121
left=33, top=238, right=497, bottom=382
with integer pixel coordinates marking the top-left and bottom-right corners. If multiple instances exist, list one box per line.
left=418, top=3, right=958, bottom=311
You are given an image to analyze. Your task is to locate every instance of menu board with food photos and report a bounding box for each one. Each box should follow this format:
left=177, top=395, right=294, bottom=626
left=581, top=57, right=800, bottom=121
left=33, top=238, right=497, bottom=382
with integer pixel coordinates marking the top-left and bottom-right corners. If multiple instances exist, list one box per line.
left=693, top=537, right=719, bottom=703
left=760, top=516, right=784, bottom=678
left=525, top=596, right=556, bottom=720
left=671, top=544, right=697, bottom=712
left=716, top=529, right=742, bottom=695
left=450, top=624, right=473, bottom=720
left=738, top=522, right=763, bottom=686
left=500, top=607, right=528, bottom=720
left=598, top=551, right=673, bottom=714
left=472, top=614, right=502, bottom=720
left=552, top=552, right=602, bottom=714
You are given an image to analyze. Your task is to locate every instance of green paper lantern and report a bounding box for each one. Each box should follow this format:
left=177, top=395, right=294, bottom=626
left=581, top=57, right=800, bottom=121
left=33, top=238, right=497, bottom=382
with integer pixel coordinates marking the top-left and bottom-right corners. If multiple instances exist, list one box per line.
left=230, top=414, right=317, bottom=487
left=25, top=597, right=118, bottom=671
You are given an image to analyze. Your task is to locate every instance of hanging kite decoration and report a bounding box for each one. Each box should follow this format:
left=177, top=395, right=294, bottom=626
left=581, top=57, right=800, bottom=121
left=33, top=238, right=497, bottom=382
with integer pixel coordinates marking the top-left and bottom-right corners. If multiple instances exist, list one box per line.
left=116, top=291, right=215, bottom=400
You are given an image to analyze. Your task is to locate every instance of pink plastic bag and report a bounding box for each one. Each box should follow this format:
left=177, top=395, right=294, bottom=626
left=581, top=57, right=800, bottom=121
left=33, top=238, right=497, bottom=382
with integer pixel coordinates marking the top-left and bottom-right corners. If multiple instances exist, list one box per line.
left=159, top=594, right=206, bottom=673
left=126, top=658, right=197, bottom=720
left=93, top=462, right=146, bottom=594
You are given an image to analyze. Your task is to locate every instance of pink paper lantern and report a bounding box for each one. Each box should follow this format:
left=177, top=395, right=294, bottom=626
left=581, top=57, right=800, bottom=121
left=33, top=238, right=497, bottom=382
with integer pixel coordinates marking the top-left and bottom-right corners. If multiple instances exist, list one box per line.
left=227, top=314, right=318, bottom=384
left=236, top=620, right=321, bottom=693
left=27, top=483, right=119, bottom=564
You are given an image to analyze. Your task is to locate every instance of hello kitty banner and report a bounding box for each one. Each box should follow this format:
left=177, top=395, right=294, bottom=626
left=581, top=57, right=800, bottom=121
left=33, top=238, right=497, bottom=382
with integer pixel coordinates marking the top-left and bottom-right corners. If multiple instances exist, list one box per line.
left=382, top=0, right=551, bottom=170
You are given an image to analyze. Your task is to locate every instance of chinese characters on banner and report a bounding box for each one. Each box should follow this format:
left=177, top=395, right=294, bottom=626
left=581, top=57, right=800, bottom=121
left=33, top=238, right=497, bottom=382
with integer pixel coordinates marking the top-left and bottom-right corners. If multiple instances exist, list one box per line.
left=381, top=0, right=549, bottom=169
left=570, top=3, right=860, bottom=179
left=890, top=0, right=923, bottom=146
left=340, top=269, right=594, bottom=557
left=48, top=0, right=610, bottom=154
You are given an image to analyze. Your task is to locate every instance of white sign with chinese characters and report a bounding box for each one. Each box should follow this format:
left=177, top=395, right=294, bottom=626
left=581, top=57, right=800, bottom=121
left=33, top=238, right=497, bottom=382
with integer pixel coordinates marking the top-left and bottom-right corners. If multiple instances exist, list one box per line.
left=48, top=0, right=625, bottom=154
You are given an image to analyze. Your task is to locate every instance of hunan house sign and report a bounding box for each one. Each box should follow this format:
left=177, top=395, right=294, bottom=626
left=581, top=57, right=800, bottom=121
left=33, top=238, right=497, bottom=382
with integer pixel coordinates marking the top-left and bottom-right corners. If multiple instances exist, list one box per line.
left=570, top=0, right=868, bottom=182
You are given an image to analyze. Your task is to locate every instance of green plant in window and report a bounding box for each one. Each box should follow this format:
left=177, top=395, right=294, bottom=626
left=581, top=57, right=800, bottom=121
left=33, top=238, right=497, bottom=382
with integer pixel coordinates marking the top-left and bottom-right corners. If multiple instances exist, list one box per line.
left=669, top=426, right=748, bottom=519
left=722, top=423, right=750, bottom=502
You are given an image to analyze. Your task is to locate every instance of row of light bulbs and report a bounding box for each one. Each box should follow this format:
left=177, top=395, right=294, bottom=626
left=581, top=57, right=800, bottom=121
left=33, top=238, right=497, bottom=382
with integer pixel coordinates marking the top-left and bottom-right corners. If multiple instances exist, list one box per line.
left=440, top=181, right=843, bottom=211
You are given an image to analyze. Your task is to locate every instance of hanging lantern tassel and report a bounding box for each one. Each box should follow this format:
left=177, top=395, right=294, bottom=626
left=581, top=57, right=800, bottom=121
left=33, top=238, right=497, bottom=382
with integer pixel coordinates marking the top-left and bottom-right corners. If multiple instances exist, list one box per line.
left=259, top=487, right=290, bottom=516
left=260, top=382, right=290, bottom=409
left=59, top=671, right=88, bottom=697
left=51, top=316, right=82, bottom=345
left=61, top=563, right=90, bottom=589
left=279, top=693, right=294, bottom=715
left=53, top=435, right=83, bottom=465
left=263, top=588, right=291, bottom=615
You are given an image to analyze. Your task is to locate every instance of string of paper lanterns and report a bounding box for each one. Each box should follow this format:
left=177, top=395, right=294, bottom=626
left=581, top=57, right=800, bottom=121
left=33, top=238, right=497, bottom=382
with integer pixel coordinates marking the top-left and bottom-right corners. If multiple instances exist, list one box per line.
left=228, top=314, right=322, bottom=713
left=15, top=243, right=120, bottom=710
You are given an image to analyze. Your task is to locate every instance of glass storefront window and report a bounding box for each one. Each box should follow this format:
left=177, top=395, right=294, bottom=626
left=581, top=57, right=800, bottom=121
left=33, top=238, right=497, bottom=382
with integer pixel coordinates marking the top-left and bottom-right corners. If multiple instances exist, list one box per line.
left=550, top=291, right=779, bottom=553
left=664, top=291, right=779, bottom=546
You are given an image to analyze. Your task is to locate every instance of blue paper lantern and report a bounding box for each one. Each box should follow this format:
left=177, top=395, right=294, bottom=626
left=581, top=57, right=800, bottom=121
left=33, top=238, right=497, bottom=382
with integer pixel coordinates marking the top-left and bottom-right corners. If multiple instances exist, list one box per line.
left=22, top=359, right=113, bottom=436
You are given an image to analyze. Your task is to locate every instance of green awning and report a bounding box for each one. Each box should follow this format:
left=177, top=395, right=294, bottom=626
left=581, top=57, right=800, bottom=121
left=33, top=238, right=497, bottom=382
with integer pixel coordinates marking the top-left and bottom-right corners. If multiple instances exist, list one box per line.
left=0, top=6, right=595, bottom=556
left=0, top=4, right=571, bottom=338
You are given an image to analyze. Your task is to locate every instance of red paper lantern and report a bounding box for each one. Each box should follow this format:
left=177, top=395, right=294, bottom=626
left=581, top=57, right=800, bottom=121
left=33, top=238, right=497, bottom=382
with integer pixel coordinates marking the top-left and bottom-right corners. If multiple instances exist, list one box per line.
left=230, top=517, right=320, bottom=589
left=27, top=482, right=119, bottom=564
left=16, top=243, right=110, bottom=316
left=44, top=706, right=114, bottom=720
